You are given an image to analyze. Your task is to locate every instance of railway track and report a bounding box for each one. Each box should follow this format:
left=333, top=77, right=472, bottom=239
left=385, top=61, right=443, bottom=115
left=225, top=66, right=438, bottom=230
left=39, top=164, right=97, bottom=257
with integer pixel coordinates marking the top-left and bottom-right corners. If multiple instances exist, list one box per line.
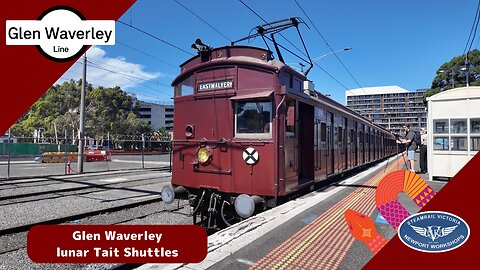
left=0, top=172, right=171, bottom=207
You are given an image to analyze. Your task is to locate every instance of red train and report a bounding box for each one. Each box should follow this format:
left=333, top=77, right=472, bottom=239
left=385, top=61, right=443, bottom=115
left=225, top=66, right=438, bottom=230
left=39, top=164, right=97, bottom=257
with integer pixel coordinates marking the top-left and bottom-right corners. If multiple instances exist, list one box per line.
left=161, top=45, right=397, bottom=229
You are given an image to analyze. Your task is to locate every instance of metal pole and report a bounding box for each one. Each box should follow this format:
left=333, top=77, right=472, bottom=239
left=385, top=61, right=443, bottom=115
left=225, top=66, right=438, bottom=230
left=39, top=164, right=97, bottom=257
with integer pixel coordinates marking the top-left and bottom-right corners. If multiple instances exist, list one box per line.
left=451, top=70, right=455, bottom=88
left=64, top=129, right=67, bottom=174
left=169, top=140, right=172, bottom=172
left=466, top=55, right=470, bottom=87
left=7, top=128, right=11, bottom=180
left=77, top=54, right=87, bottom=173
left=141, top=134, right=145, bottom=169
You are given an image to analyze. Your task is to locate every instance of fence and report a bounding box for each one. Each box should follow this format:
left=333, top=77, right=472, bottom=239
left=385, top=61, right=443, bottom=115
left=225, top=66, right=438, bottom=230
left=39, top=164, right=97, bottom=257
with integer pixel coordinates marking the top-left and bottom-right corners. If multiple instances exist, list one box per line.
left=0, top=134, right=172, bottom=179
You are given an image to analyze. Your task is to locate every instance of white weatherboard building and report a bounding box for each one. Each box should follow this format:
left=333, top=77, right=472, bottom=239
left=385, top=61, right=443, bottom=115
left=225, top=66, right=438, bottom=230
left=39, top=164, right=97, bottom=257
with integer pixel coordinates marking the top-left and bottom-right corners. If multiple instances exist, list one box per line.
left=427, top=87, right=480, bottom=180
left=346, top=86, right=426, bottom=135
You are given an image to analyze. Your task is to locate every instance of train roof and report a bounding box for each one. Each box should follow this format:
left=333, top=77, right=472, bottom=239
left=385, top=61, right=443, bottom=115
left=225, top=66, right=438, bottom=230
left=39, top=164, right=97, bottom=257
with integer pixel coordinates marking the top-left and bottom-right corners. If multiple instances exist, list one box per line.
left=171, top=45, right=392, bottom=135
left=172, top=45, right=306, bottom=86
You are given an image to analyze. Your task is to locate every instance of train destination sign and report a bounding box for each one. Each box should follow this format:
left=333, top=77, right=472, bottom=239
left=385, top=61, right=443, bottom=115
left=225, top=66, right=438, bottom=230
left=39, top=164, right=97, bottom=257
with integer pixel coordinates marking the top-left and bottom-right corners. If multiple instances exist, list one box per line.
left=198, top=79, right=233, bottom=91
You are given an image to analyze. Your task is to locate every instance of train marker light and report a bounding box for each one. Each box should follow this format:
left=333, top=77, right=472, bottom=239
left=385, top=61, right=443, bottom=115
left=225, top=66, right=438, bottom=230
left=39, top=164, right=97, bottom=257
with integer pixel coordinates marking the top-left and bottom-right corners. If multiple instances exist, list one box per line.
left=196, top=146, right=212, bottom=165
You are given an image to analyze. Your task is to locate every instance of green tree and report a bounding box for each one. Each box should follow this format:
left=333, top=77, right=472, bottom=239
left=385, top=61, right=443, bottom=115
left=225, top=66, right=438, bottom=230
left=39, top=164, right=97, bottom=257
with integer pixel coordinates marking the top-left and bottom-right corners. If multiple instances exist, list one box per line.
left=12, top=80, right=151, bottom=140
left=425, top=49, right=480, bottom=102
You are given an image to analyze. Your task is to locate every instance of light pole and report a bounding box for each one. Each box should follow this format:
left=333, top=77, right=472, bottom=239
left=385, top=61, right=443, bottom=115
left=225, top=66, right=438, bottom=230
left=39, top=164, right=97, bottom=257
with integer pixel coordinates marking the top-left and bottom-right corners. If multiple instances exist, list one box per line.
left=438, top=68, right=456, bottom=88
left=312, top=47, right=352, bottom=63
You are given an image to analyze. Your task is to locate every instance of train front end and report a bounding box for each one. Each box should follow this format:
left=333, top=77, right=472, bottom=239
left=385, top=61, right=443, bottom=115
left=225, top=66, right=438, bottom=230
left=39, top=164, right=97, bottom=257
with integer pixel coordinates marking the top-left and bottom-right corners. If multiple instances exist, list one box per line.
left=162, top=46, right=282, bottom=229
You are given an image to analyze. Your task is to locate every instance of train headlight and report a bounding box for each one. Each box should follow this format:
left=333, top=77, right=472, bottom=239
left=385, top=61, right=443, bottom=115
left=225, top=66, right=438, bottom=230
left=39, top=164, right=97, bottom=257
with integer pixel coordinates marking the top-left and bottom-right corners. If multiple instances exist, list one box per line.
left=196, top=146, right=212, bottom=164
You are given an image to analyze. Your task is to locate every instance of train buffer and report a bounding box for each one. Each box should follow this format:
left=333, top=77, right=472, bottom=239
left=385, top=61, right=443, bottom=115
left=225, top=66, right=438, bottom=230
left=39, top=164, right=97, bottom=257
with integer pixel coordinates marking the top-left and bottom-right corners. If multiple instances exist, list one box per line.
left=137, top=155, right=446, bottom=270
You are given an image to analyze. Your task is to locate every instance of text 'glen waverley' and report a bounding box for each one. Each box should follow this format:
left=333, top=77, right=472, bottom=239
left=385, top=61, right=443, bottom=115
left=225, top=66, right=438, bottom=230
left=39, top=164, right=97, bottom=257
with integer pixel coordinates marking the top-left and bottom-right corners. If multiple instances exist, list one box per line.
left=8, top=27, right=113, bottom=43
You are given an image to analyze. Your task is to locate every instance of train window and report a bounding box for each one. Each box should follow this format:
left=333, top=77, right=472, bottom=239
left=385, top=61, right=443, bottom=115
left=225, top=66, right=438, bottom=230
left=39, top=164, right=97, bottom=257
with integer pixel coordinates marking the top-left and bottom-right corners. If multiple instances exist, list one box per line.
left=286, top=99, right=295, bottom=137
left=451, top=137, right=467, bottom=151
left=235, top=100, right=272, bottom=137
left=279, top=72, right=292, bottom=88
left=433, top=119, right=448, bottom=134
left=433, top=137, right=449, bottom=150
left=174, top=75, right=194, bottom=96
left=292, top=78, right=302, bottom=91
left=471, top=119, right=480, bottom=133
left=338, top=127, right=343, bottom=143
left=320, top=122, right=326, bottom=141
left=450, top=119, right=467, bottom=134
left=471, top=137, right=480, bottom=151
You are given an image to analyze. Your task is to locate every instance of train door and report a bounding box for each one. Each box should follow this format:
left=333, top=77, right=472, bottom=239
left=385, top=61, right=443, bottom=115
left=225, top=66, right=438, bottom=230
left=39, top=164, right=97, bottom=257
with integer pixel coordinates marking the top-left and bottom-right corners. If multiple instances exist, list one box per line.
left=343, top=117, right=348, bottom=170
left=354, top=121, right=358, bottom=166
left=372, top=130, right=376, bottom=160
left=314, top=107, right=326, bottom=181
left=298, top=102, right=314, bottom=185
left=365, top=127, right=370, bottom=162
left=360, top=125, right=365, bottom=164
left=284, top=98, right=297, bottom=193
left=326, top=112, right=334, bottom=175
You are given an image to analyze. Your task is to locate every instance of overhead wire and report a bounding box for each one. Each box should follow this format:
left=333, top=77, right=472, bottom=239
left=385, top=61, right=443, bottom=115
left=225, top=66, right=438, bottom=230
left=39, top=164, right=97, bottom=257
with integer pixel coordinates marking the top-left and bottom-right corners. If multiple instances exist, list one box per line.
left=238, top=0, right=350, bottom=91
left=116, top=40, right=178, bottom=69
left=463, top=0, right=480, bottom=55
left=59, top=70, right=171, bottom=102
left=66, top=61, right=173, bottom=99
left=173, top=0, right=232, bottom=42
left=117, top=20, right=195, bottom=56
left=237, top=0, right=309, bottom=59
left=294, top=0, right=366, bottom=94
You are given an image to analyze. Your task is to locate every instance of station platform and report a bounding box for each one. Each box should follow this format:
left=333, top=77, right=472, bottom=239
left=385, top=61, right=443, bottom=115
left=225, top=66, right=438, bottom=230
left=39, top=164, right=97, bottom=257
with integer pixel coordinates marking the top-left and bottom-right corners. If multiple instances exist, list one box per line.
left=138, top=154, right=446, bottom=270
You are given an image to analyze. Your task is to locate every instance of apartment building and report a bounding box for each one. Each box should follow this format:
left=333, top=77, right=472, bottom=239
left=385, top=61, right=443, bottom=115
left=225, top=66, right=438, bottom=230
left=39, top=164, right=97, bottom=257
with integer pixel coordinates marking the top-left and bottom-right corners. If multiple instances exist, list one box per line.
left=346, top=86, right=426, bottom=135
left=138, top=101, right=174, bottom=131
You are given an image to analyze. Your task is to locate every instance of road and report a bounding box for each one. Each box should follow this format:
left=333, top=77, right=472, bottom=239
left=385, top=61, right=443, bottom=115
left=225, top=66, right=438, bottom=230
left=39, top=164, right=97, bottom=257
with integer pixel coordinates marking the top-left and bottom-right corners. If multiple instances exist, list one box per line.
left=0, top=154, right=172, bottom=179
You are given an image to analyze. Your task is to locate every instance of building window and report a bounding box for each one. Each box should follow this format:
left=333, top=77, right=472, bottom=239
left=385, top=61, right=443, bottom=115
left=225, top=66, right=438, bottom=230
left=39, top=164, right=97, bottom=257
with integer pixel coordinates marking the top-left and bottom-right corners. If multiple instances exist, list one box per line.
left=165, top=108, right=174, bottom=112
left=140, top=114, right=151, bottom=119
left=139, top=108, right=151, bottom=112
left=471, top=137, right=480, bottom=151
left=235, top=100, right=272, bottom=136
left=165, top=114, right=174, bottom=118
left=433, top=137, right=449, bottom=150
left=433, top=119, right=448, bottom=134
left=165, top=120, right=173, bottom=124
left=450, top=119, right=467, bottom=134
left=451, top=137, right=467, bottom=151
left=471, top=119, right=480, bottom=133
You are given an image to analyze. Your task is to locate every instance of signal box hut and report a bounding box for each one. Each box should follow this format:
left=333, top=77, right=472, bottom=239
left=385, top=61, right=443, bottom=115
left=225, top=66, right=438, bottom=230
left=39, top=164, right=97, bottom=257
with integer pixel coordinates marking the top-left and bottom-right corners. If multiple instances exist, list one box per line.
left=427, top=86, right=480, bottom=180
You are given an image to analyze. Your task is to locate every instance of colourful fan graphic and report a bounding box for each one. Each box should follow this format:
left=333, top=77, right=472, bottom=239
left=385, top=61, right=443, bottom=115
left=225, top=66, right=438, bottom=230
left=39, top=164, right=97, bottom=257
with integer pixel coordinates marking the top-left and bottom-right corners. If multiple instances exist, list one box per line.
left=344, top=170, right=436, bottom=254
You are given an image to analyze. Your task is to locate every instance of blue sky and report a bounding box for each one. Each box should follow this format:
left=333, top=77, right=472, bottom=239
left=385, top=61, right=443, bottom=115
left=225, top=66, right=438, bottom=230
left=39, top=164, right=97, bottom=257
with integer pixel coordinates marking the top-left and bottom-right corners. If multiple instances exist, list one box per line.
left=59, top=0, right=479, bottom=105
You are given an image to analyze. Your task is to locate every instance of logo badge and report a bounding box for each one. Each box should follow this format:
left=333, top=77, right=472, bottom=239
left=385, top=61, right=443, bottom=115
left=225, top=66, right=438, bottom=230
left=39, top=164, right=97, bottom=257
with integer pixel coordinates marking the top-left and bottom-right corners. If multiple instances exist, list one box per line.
left=398, top=211, right=470, bottom=253
left=6, top=6, right=115, bottom=62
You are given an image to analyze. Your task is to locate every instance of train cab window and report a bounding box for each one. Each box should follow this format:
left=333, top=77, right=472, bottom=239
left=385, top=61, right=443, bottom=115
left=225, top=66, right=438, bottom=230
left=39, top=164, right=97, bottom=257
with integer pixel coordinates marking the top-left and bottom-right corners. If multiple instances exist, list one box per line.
left=286, top=99, right=295, bottom=138
left=174, top=75, right=194, bottom=96
left=235, top=100, right=272, bottom=137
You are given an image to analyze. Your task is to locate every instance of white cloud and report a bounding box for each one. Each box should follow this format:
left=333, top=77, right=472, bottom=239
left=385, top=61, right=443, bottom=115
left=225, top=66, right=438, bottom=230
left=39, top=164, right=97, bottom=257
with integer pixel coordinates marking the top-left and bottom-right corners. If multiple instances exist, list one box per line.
left=56, top=46, right=162, bottom=90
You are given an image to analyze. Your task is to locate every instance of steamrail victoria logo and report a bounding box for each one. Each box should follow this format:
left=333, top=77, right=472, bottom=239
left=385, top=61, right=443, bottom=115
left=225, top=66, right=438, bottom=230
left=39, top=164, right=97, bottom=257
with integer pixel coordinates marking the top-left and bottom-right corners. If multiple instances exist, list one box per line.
left=398, top=211, right=470, bottom=253
left=5, top=6, right=115, bottom=61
